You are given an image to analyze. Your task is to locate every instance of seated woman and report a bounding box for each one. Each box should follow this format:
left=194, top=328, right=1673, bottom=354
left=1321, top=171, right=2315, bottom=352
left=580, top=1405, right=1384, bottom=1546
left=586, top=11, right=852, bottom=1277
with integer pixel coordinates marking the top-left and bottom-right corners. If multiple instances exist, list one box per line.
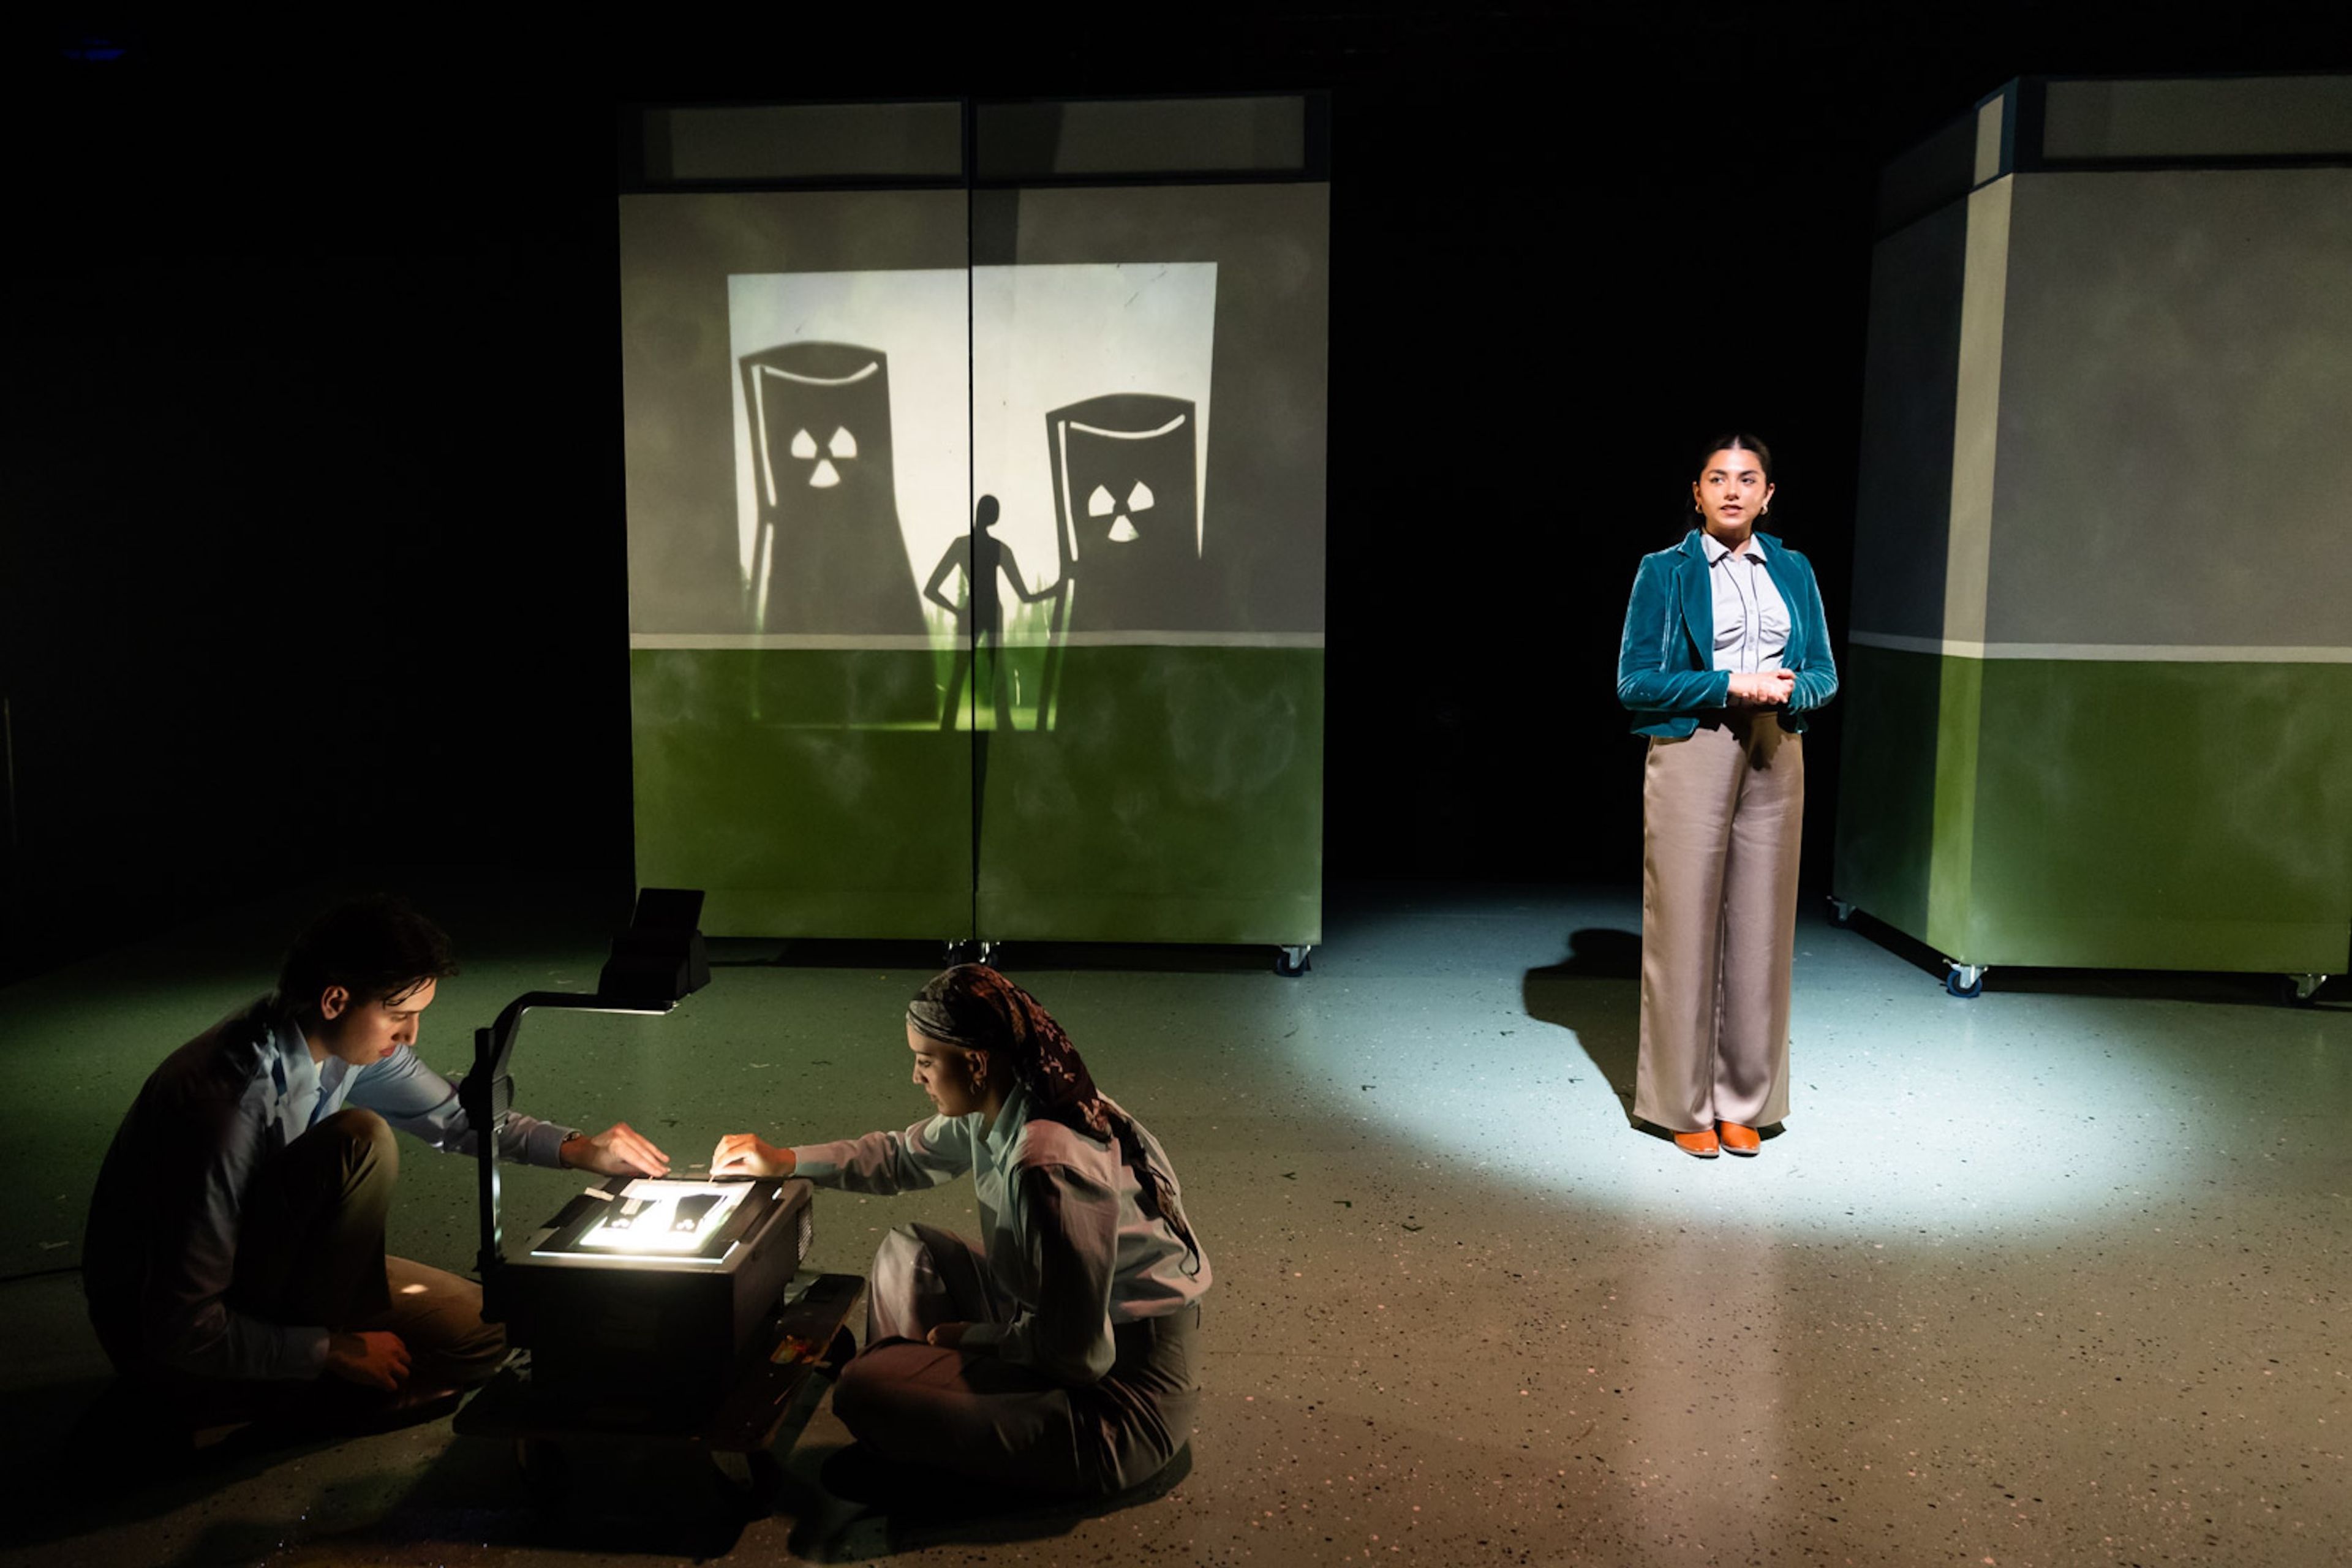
left=712, top=965, right=1209, bottom=1498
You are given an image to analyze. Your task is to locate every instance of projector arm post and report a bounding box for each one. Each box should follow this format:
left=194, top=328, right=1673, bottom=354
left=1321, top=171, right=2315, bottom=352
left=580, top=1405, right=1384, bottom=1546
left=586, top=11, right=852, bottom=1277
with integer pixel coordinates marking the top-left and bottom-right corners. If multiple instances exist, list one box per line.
left=463, top=887, right=710, bottom=1321
left=467, top=992, right=679, bottom=1317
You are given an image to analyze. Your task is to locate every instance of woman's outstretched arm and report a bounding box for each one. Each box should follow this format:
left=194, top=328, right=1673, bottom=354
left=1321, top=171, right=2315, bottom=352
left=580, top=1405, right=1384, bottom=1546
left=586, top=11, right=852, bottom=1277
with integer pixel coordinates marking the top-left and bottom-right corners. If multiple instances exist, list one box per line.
left=711, top=1117, right=972, bottom=1193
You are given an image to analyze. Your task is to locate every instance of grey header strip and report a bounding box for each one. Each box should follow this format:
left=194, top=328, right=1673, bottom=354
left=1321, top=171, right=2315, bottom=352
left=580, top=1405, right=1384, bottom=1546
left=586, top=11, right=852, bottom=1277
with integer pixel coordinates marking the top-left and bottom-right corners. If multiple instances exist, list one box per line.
left=631, top=631, right=1325, bottom=650
left=1850, top=630, right=2352, bottom=663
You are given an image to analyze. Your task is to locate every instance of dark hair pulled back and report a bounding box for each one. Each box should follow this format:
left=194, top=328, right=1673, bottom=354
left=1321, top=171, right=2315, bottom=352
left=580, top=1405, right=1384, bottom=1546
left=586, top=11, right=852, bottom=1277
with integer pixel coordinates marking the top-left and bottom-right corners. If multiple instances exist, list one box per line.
left=1697, top=432, right=1773, bottom=481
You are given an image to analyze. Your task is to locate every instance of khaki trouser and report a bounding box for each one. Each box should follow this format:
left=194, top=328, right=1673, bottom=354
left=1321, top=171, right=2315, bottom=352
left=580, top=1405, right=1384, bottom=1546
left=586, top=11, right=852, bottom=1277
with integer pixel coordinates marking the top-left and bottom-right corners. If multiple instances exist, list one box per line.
left=91, top=1108, right=506, bottom=1423
left=832, top=1223, right=1200, bottom=1498
left=1634, top=714, right=1804, bottom=1134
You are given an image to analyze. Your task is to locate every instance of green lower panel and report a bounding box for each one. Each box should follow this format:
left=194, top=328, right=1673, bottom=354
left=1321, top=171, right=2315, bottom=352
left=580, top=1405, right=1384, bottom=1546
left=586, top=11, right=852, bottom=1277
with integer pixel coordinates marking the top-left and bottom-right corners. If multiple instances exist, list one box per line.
left=1833, top=643, right=1945, bottom=943
left=1842, top=646, right=2351, bottom=972
left=1962, top=659, right=2352, bottom=971
left=631, top=646, right=1326, bottom=946
left=630, top=650, right=973, bottom=938
left=978, top=646, right=1324, bottom=944
left=1926, top=655, right=1986, bottom=959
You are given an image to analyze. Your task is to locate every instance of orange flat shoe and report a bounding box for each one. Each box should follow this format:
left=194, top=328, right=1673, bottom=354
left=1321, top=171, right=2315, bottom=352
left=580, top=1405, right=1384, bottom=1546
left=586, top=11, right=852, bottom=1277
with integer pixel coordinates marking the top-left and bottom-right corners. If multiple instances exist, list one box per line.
left=1717, top=1121, right=1760, bottom=1156
left=1672, top=1128, right=1721, bottom=1158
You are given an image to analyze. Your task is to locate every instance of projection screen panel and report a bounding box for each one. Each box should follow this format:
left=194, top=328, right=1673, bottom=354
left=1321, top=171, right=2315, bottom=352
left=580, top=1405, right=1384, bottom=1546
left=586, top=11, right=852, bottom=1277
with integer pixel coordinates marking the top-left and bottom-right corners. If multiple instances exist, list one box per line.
left=622, top=190, right=974, bottom=937
left=971, top=184, right=1329, bottom=944
left=621, top=178, right=1328, bottom=944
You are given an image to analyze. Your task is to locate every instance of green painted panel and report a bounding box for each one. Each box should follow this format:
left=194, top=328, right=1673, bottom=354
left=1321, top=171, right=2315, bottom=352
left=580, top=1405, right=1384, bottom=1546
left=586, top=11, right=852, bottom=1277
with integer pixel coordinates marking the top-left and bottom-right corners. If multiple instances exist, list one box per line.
left=1925, top=655, right=1986, bottom=957
left=631, top=646, right=1327, bottom=946
left=1832, top=643, right=1944, bottom=943
left=978, top=647, right=1324, bottom=944
left=630, top=650, right=973, bottom=938
left=1962, top=660, right=2352, bottom=971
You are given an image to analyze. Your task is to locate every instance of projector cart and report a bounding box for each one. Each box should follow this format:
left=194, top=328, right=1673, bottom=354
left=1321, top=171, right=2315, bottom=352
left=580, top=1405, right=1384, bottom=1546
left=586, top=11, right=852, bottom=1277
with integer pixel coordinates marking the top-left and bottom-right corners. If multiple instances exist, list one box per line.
left=454, top=1268, right=864, bottom=1504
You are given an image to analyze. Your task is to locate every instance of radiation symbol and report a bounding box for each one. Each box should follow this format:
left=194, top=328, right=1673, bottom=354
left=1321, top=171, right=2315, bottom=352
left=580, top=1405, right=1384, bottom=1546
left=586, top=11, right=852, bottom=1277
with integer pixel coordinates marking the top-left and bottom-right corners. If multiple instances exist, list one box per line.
left=1087, top=479, right=1156, bottom=542
left=789, top=424, right=860, bottom=488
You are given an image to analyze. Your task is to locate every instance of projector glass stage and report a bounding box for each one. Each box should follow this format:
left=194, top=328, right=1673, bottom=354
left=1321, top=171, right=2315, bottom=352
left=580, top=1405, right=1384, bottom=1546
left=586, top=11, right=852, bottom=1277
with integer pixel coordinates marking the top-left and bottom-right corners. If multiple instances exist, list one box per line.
left=532, top=1178, right=753, bottom=1264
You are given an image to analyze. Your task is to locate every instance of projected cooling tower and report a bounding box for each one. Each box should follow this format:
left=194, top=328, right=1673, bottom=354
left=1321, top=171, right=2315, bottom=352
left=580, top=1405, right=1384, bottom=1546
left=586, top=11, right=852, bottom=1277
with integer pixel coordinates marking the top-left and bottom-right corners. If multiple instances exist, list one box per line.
left=738, top=341, right=924, bottom=639
left=1048, top=393, right=1207, bottom=636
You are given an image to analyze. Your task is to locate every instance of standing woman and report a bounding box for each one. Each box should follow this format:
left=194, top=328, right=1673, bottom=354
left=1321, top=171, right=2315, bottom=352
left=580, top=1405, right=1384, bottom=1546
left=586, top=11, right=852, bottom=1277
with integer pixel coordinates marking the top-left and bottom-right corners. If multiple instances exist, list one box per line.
left=712, top=965, right=1208, bottom=1498
left=1615, top=435, right=1837, bottom=1158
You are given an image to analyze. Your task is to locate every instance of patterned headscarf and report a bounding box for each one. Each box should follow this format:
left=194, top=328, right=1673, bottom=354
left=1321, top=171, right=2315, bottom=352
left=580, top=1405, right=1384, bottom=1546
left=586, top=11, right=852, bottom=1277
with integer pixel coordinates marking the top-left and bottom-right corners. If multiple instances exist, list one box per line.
left=908, top=965, right=1201, bottom=1272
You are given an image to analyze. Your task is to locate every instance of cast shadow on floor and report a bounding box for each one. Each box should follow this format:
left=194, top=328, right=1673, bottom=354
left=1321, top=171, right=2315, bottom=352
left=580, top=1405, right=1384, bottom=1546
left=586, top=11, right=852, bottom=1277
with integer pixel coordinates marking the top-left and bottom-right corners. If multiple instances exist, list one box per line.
left=779, top=1440, right=1195, bottom=1561
left=2, top=1373, right=1191, bottom=1565
left=0, top=1373, right=443, bottom=1558
left=384, top=1430, right=1192, bottom=1563
left=361, top=1404, right=1192, bottom=1561
left=1523, top=927, right=1642, bottom=1126
left=0, top=1285, right=1196, bottom=1562
left=3, top=1372, right=761, bottom=1562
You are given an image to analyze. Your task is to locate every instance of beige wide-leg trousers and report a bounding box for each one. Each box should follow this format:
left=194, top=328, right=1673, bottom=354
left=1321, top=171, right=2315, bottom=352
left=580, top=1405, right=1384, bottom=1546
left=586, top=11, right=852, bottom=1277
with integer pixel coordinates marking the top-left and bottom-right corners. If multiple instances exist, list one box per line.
left=1634, top=714, right=1804, bottom=1134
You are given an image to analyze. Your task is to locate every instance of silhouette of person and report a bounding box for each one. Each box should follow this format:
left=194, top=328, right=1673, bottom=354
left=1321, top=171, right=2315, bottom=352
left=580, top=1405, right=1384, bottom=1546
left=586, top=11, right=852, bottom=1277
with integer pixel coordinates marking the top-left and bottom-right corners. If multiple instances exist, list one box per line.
left=926, top=495, right=1057, bottom=731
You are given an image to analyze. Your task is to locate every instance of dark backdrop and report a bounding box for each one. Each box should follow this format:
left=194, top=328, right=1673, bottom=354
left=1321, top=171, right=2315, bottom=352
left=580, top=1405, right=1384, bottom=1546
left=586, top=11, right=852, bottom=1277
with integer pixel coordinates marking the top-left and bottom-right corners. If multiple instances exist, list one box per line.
left=6, top=7, right=2346, bottom=974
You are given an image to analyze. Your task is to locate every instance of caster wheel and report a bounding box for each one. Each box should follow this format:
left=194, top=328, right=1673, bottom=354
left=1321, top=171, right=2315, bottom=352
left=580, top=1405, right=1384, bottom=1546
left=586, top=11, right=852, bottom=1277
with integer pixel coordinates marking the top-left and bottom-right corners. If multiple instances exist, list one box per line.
left=1944, top=964, right=1985, bottom=999
left=2284, top=973, right=2328, bottom=1006
left=1275, top=945, right=1313, bottom=978
left=1828, top=898, right=1856, bottom=929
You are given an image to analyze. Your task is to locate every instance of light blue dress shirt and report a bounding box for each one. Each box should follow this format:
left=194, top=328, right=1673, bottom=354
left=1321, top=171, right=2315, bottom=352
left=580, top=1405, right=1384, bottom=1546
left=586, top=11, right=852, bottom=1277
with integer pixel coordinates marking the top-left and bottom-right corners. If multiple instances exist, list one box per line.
left=83, top=996, right=576, bottom=1381
left=790, top=1082, right=1209, bottom=1384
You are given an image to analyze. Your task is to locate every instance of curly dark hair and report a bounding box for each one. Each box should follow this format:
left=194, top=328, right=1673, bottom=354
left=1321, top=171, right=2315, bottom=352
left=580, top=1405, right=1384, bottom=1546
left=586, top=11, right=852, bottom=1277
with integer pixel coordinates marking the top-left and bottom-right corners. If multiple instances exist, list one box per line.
left=277, top=894, right=458, bottom=1019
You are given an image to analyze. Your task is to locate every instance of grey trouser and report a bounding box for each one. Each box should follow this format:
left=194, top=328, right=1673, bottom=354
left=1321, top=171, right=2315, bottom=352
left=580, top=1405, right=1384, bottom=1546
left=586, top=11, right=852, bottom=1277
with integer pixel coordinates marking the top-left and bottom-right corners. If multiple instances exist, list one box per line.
left=93, top=1108, right=505, bottom=1420
left=1634, top=713, right=1804, bottom=1133
left=832, top=1223, right=1200, bottom=1498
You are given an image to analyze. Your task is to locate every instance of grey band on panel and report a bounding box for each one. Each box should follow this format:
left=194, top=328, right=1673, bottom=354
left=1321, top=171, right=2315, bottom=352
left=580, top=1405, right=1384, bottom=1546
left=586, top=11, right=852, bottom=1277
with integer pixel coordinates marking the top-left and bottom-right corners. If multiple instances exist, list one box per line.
left=1848, top=631, right=2352, bottom=663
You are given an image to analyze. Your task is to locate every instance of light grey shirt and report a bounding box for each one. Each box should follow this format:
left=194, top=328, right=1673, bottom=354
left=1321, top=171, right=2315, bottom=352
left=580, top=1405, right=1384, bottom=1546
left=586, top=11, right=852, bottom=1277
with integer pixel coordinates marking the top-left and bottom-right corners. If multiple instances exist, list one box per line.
left=790, top=1082, right=1209, bottom=1384
left=83, top=996, right=578, bottom=1381
left=1702, top=530, right=1791, bottom=674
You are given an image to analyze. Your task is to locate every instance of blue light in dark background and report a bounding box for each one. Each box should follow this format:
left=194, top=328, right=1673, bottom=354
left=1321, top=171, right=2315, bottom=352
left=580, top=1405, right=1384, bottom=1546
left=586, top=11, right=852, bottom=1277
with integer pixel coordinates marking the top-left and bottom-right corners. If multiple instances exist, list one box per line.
left=61, top=39, right=128, bottom=62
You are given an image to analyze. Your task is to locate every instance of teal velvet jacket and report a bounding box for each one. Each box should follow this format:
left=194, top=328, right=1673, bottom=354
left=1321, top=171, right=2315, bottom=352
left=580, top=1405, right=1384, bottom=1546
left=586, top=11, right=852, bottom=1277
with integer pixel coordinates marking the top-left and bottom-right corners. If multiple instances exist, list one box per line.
left=1615, top=529, right=1838, bottom=738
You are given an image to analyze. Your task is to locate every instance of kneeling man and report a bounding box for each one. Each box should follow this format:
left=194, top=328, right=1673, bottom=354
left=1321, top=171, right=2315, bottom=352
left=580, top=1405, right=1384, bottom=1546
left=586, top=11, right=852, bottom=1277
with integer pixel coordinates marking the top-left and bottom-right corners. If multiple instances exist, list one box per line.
left=83, top=895, right=668, bottom=1425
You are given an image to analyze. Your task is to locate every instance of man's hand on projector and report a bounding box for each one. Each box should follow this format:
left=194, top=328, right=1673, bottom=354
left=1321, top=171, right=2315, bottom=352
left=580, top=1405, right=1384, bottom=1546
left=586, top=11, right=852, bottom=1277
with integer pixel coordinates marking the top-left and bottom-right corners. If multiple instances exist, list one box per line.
left=710, top=1134, right=794, bottom=1178
left=560, top=1123, right=671, bottom=1177
left=325, top=1330, right=411, bottom=1390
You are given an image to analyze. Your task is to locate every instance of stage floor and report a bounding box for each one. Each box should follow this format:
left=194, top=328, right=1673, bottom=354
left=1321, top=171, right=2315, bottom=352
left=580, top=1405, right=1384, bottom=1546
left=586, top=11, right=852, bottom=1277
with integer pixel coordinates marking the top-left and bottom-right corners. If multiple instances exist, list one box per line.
left=1, top=880, right=2344, bottom=1566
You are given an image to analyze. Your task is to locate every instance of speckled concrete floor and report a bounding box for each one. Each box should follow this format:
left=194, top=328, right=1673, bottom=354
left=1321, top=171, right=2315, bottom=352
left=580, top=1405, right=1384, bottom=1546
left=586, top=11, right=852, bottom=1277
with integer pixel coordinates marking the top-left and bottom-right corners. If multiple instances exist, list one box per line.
left=0, top=881, right=2344, bottom=1566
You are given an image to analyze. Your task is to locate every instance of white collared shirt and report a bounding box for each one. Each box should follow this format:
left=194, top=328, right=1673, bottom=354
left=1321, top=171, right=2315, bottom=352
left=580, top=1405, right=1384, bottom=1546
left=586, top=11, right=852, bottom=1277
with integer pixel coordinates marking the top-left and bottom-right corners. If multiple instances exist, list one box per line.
left=1702, top=531, right=1790, bottom=674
